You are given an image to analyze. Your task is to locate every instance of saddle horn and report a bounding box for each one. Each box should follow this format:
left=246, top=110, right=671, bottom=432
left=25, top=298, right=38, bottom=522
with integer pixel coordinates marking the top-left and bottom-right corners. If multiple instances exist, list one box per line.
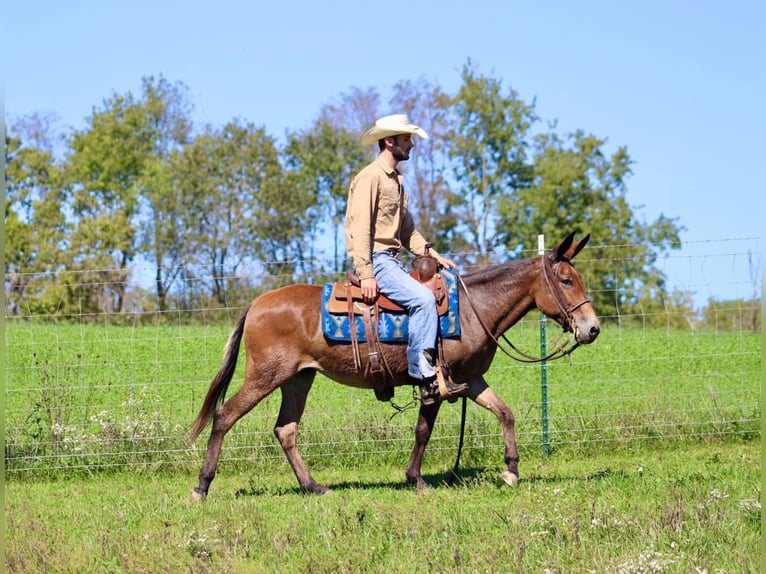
left=413, top=243, right=439, bottom=282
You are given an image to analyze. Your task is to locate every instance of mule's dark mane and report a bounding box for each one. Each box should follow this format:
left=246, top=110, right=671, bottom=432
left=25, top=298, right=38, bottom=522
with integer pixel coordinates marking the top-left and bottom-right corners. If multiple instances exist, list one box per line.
left=460, top=257, right=537, bottom=292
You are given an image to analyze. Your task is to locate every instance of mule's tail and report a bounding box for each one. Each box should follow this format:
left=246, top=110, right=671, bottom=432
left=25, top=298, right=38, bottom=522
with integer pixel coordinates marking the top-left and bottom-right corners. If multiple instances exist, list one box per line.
left=189, top=307, right=250, bottom=442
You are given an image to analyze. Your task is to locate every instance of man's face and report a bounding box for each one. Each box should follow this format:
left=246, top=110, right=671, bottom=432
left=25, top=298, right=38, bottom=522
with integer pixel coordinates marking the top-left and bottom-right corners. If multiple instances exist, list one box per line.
left=390, top=134, right=414, bottom=161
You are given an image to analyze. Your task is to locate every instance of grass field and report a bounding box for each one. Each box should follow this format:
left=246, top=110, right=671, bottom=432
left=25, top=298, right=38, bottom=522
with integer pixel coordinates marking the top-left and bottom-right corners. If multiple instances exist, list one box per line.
left=5, top=440, right=761, bottom=573
left=4, top=320, right=762, bottom=571
left=5, top=321, right=760, bottom=476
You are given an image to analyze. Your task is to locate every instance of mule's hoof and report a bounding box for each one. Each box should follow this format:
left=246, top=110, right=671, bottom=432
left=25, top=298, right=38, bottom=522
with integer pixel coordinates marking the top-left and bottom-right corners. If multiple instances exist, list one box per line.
left=501, top=471, right=519, bottom=487
left=304, top=483, right=332, bottom=495
left=407, top=475, right=429, bottom=490
left=190, top=487, right=207, bottom=502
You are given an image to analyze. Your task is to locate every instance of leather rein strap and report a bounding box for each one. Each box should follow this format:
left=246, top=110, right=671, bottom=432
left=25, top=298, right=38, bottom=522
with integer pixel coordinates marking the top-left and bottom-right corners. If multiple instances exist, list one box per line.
left=456, top=255, right=590, bottom=364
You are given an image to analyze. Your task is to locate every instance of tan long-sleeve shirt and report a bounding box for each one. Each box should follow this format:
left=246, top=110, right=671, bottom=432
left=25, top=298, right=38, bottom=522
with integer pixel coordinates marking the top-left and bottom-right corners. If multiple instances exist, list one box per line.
left=344, top=157, right=438, bottom=279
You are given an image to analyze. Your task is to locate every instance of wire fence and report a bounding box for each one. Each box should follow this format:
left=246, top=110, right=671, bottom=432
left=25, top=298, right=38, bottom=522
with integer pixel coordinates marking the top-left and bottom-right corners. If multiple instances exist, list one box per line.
left=4, top=237, right=761, bottom=477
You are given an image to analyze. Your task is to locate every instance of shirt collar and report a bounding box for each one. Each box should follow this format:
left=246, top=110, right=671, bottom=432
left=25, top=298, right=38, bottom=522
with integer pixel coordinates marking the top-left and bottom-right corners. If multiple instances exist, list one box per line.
left=374, top=156, right=400, bottom=177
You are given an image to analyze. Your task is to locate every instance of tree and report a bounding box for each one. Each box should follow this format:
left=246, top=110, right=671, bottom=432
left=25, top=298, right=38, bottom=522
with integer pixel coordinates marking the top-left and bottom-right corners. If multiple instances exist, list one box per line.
left=4, top=114, right=70, bottom=316
left=134, top=77, right=193, bottom=311
left=64, top=76, right=192, bottom=315
left=389, top=78, right=453, bottom=252
left=318, top=86, right=381, bottom=138
left=254, top=168, right=323, bottom=286
left=496, top=129, right=686, bottom=322
left=171, top=120, right=284, bottom=304
left=444, top=62, right=537, bottom=266
left=283, top=118, right=367, bottom=274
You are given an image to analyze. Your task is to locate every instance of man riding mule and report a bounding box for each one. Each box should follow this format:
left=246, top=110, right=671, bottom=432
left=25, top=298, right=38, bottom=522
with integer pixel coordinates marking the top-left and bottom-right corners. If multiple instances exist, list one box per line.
left=345, top=114, right=467, bottom=405
left=189, top=231, right=600, bottom=500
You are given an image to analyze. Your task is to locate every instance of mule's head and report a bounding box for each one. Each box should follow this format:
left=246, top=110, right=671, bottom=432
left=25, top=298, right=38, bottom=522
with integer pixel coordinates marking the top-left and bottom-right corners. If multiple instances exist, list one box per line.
left=536, top=232, right=601, bottom=344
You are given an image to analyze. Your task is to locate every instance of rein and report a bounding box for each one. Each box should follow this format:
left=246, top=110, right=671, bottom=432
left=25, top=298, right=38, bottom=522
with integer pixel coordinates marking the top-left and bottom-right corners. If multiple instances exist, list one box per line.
left=456, top=255, right=590, bottom=364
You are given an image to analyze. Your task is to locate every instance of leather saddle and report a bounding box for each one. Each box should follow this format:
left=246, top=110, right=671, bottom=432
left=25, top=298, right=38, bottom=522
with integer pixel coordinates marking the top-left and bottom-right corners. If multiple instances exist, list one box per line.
left=326, top=255, right=449, bottom=317
left=325, top=250, right=449, bottom=401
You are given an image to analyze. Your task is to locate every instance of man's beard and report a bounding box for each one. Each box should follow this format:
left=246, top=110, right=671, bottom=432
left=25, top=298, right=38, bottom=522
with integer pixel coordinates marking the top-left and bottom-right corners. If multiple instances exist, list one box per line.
left=392, top=145, right=410, bottom=161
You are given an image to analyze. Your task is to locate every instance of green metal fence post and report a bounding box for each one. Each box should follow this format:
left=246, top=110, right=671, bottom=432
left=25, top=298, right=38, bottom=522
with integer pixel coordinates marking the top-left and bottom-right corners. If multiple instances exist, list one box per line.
left=538, top=234, right=550, bottom=458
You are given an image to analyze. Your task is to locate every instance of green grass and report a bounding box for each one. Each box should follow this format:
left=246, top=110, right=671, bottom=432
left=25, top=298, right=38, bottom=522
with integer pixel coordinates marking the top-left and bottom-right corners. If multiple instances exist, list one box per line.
left=5, top=440, right=761, bottom=573
left=4, top=321, right=760, bottom=476
left=4, top=320, right=761, bottom=571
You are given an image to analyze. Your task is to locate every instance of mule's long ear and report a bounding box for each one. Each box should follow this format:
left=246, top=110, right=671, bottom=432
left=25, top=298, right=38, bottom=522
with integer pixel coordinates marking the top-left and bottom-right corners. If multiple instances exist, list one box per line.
left=553, top=231, right=577, bottom=261
left=569, top=233, right=591, bottom=260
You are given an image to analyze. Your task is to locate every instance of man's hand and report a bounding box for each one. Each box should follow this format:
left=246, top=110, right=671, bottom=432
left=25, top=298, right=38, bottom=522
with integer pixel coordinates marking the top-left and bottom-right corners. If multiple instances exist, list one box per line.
left=360, top=277, right=379, bottom=303
left=435, top=255, right=457, bottom=270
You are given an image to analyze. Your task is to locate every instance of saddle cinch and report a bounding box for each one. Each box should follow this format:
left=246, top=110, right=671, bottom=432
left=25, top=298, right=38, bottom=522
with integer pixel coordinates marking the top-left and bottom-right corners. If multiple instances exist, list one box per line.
left=327, top=250, right=449, bottom=400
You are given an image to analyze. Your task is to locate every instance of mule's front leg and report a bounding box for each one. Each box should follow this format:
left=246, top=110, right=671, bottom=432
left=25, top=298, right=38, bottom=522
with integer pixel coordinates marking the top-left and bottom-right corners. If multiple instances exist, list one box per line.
left=470, top=378, right=520, bottom=486
left=405, top=401, right=442, bottom=489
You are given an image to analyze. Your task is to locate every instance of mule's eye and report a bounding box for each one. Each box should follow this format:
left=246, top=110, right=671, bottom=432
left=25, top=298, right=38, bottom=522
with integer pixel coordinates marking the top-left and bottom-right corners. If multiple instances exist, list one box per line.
left=561, top=278, right=574, bottom=287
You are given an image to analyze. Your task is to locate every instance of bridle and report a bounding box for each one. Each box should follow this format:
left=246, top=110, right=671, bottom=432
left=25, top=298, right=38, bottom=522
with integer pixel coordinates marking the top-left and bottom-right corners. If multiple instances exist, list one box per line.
left=541, top=255, right=592, bottom=335
left=457, top=255, right=591, bottom=364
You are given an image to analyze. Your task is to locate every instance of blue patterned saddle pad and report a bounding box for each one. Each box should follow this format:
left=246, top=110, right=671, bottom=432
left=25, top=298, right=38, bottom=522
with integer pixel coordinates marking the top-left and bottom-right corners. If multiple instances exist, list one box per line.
left=321, top=269, right=461, bottom=342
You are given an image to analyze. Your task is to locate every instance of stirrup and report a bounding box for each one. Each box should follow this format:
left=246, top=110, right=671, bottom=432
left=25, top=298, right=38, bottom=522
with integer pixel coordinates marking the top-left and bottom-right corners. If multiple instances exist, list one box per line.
left=436, top=366, right=469, bottom=401
left=414, top=369, right=468, bottom=406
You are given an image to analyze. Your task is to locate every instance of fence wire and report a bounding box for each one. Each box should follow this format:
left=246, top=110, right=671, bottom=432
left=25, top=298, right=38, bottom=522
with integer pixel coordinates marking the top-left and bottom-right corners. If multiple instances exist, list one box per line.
left=5, top=239, right=761, bottom=476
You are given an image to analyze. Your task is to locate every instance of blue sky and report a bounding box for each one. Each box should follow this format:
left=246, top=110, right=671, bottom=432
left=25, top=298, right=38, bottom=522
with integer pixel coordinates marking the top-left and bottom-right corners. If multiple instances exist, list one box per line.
left=3, top=0, right=763, bottom=305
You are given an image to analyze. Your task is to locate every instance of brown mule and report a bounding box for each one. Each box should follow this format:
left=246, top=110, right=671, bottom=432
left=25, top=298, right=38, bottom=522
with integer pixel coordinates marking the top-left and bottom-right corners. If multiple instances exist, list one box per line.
left=189, top=232, right=601, bottom=499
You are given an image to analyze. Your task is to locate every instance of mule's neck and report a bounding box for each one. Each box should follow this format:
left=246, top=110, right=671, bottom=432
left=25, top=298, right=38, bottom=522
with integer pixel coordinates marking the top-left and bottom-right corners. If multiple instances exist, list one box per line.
left=460, top=257, right=540, bottom=337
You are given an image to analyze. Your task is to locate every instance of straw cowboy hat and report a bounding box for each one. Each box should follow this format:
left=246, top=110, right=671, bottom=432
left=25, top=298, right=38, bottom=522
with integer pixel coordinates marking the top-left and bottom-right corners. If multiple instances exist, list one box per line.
left=360, top=114, right=429, bottom=146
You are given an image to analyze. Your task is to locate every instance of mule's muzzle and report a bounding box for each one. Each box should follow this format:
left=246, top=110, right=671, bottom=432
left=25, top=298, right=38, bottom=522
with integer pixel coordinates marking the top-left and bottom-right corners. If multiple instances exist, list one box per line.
left=574, top=317, right=601, bottom=344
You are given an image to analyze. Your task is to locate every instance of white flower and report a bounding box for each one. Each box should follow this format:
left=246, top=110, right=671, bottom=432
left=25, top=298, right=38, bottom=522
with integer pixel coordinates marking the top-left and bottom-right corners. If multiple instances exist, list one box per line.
left=739, top=498, right=761, bottom=512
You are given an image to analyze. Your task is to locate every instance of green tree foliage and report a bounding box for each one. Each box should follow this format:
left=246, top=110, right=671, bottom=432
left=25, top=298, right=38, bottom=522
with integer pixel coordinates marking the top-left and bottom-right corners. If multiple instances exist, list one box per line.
left=170, top=119, right=285, bottom=303
left=5, top=114, right=71, bottom=316
left=64, top=76, right=191, bottom=315
left=496, top=129, right=686, bottom=323
left=134, top=77, right=193, bottom=311
left=444, top=62, right=537, bottom=265
left=283, top=118, right=367, bottom=275
left=65, top=95, right=143, bottom=314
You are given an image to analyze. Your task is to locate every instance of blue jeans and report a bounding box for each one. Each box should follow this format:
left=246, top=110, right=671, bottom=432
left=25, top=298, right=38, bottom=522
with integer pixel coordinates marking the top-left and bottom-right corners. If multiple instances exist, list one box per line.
left=372, top=250, right=437, bottom=379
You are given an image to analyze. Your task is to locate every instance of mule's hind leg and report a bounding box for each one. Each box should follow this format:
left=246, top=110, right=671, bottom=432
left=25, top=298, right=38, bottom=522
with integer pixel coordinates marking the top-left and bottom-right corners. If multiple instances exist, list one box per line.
left=470, top=377, right=520, bottom=486
left=273, top=370, right=328, bottom=494
left=192, top=374, right=280, bottom=500
left=405, top=401, right=443, bottom=490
